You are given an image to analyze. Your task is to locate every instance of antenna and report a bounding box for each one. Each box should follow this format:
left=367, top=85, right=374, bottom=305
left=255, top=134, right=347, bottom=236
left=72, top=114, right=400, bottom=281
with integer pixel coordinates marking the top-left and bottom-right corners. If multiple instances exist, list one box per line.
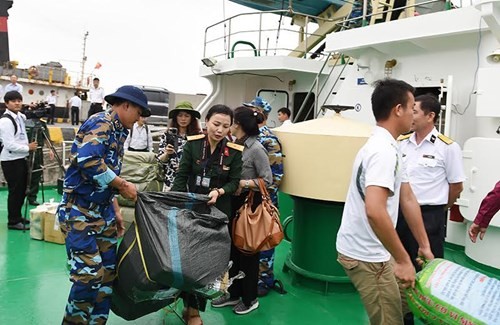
left=80, top=31, right=89, bottom=86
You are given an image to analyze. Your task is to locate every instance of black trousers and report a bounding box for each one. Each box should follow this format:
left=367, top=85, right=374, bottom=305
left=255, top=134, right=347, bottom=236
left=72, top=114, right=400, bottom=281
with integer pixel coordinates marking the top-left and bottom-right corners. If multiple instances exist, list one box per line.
left=397, top=205, right=447, bottom=325
left=1, top=158, right=28, bottom=225
left=87, top=103, right=103, bottom=119
left=47, top=104, right=56, bottom=124
left=71, top=106, right=79, bottom=125
left=28, top=149, right=43, bottom=202
left=228, top=192, right=262, bottom=306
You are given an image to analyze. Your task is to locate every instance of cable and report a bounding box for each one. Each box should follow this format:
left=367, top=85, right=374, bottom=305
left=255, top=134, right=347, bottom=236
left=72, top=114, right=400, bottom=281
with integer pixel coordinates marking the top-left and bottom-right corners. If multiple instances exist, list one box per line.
left=274, top=0, right=286, bottom=56
left=454, top=16, right=482, bottom=115
left=210, top=69, right=284, bottom=82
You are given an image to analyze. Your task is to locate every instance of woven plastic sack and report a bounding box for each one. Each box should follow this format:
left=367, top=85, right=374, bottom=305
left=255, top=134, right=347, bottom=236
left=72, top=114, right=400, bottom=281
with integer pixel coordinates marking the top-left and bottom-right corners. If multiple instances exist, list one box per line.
left=406, top=258, right=500, bottom=325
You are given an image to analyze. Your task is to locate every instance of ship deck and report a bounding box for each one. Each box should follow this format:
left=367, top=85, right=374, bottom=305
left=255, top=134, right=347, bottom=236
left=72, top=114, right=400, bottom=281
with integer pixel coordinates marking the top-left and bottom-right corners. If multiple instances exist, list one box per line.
left=0, top=187, right=497, bottom=324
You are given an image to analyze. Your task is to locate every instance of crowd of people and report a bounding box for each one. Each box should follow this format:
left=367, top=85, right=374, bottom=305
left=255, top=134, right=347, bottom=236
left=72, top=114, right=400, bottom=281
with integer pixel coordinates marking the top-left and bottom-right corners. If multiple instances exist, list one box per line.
left=2, top=78, right=499, bottom=324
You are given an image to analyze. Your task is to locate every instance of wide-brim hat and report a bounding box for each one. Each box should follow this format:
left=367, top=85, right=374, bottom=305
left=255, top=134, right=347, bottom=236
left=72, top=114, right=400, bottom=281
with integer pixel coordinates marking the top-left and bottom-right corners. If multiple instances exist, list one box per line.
left=105, top=85, right=151, bottom=117
left=243, top=96, right=272, bottom=114
left=168, top=101, right=201, bottom=119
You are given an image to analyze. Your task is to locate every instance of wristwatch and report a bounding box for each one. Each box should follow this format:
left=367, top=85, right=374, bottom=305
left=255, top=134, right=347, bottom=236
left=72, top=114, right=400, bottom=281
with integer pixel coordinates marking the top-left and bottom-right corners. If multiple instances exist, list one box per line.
left=244, top=180, right=250, bottom=189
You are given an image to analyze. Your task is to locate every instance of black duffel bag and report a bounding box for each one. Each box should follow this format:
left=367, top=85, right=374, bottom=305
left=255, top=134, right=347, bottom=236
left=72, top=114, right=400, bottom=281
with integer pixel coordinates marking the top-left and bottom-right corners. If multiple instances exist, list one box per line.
left=132, top=191, right=231, bottom=291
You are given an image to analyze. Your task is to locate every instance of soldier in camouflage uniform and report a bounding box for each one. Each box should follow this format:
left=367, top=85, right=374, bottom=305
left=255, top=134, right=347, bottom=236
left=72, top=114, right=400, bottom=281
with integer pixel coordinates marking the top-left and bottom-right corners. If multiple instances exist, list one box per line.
left=57, top=86, right=150, bottom=324
left=244, top=97, right=284, bottom=296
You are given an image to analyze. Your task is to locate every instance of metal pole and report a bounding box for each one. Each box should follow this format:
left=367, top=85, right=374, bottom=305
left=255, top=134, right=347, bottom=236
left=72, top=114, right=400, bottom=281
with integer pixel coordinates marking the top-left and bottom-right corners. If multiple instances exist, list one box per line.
left=80, top=32, right=88, bottom=86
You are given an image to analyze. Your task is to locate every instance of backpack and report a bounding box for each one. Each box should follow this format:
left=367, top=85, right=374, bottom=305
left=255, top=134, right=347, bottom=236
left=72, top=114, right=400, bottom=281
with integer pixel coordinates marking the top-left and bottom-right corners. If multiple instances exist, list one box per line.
left=0, top=113, right=18, bottom=153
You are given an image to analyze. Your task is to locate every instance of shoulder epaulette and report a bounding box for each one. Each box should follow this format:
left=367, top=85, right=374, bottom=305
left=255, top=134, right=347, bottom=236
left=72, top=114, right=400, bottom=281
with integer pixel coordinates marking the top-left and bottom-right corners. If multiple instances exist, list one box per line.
left=187, top=134, right=205, bottom=141
left=438, top=134, right=453, bottom=145
left=397, top=132, right=413, bottom=141
left=226, top=142, right=244, bottom=152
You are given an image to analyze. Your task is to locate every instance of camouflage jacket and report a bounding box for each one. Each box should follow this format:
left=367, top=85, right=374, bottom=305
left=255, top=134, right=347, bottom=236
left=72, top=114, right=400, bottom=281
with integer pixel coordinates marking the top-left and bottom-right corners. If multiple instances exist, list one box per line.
left=258, top=125, right=283, bottom=206
left=62, top=111, right=128, bottom=205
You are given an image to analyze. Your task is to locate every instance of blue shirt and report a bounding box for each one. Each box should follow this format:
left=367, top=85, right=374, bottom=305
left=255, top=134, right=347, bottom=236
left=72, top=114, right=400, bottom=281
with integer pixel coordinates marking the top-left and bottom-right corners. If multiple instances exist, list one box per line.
left=62, top=111, right=128, bottom=205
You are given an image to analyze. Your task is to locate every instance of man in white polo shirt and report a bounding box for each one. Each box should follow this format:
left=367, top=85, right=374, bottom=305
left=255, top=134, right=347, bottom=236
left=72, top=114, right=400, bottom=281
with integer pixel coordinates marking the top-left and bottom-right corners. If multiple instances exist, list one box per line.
left=336, top=79, right=434, bottom=324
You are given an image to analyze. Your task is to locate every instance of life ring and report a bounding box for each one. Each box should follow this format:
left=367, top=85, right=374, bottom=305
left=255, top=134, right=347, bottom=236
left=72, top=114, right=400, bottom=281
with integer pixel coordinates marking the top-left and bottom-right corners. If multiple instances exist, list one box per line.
left=28, top=66, right=38, bottom=77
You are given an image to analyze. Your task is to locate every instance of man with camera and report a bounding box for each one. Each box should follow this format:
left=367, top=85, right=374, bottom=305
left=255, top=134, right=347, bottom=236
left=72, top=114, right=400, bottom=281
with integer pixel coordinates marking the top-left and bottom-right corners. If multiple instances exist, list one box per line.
left=0, top=91, right=37, bottom=230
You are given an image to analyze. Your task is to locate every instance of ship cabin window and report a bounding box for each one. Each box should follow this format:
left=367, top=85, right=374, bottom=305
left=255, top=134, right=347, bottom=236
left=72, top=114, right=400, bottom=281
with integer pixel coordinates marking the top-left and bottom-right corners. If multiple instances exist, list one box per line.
left=414, top=87, right=447, bottom=134
left=293, top=92, right=315, bottom=123
left=256, top=90, right=288, bottom=128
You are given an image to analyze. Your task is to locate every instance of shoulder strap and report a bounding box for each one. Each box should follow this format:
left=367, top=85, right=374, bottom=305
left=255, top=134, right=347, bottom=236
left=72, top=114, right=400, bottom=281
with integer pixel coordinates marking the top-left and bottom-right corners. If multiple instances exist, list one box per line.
left=438, top=133, right=453, bottom=145
left=145, top=124, right=149, bottom=149
left=226, top=142, right=244, bottom=152
left=397, top=131, right=413, bottom=141
left=1, top=113, right=18, bottom=135
left=129, top=124, right=134, bottom=139
left=187, top=134, right=205, bottom=141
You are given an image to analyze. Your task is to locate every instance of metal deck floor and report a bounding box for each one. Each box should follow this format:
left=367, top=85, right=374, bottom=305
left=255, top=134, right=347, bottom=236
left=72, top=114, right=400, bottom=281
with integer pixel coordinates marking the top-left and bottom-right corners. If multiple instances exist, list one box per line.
left=0, top=188, right=494, bottom=324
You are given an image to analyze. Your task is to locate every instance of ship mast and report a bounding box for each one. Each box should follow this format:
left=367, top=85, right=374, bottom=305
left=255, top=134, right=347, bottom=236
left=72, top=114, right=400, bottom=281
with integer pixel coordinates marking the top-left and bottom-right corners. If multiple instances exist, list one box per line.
left=79, top=31, right=88, bottom=86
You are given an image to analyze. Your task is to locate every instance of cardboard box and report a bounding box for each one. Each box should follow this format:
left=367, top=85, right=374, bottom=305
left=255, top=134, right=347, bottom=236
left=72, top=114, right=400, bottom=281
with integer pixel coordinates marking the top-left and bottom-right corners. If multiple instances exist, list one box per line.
left=30, top=207, right=46, bottom=240
left=43, top=210, right=65, bottom=245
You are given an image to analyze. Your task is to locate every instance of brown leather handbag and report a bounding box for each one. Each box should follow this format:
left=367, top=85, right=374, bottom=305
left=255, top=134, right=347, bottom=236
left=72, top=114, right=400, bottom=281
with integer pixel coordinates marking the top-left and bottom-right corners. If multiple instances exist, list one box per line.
left=232, top=178, right=284, bottom=255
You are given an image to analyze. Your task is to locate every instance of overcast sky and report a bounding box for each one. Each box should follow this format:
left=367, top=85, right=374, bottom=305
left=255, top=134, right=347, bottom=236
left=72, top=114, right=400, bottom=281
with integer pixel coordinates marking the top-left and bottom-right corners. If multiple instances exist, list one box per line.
left=7, top=0, right=254, bottom=95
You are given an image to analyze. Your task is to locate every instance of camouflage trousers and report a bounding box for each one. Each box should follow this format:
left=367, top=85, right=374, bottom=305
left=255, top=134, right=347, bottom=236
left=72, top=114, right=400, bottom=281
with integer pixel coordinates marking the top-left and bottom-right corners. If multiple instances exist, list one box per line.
left=58, top=194, right=117, bottom=325
left=258, top=248, right=275, bottom=289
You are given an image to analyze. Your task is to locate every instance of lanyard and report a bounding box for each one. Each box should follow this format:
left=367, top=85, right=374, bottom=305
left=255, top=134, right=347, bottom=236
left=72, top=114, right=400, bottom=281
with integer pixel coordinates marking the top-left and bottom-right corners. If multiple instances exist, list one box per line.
left=201, top=138, right=225, bottom=177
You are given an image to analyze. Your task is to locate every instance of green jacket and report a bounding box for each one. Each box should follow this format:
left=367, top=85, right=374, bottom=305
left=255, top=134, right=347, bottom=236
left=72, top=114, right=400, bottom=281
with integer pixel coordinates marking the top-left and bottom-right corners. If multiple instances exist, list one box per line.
left=171, top=134, right=242, bottom=217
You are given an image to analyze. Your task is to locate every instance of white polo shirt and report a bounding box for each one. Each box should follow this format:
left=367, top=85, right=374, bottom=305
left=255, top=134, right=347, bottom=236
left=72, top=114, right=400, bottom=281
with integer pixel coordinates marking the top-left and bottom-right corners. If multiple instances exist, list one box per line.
left=399, top=128, right=465, bottom=205
left=69, top=95, right=82, bottom=108
left=337, top=126, right=407, bottom=263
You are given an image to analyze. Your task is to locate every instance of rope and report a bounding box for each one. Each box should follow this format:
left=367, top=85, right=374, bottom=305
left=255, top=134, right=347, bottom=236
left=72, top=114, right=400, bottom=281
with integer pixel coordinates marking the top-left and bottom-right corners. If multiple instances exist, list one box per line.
left=274, top=0, right=286, bottom=56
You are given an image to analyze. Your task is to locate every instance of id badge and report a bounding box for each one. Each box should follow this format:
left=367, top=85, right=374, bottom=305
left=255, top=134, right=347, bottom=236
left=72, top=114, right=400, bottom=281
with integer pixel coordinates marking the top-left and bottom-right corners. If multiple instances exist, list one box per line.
left=201, top=177, right=211, bottom=188
left=196, top=175, right=202, bottom=186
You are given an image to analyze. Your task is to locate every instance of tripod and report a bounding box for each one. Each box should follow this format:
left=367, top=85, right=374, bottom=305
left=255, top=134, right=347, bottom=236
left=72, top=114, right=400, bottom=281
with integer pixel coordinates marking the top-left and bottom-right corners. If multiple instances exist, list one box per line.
left=22, top=118, right=66, bottom=230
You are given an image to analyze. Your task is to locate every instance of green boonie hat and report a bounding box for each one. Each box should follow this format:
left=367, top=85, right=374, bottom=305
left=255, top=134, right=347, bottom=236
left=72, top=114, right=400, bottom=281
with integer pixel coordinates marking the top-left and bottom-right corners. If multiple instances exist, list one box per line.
left=168, top=101, right=201, bottom=119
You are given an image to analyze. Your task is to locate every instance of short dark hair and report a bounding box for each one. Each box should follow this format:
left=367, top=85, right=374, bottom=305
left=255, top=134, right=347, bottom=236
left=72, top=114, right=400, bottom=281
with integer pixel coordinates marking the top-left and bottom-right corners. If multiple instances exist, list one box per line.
left=278, top=107, right=291, bottom=117
left=93, top=77, right=100, bottom=82
left=234, top=106, right=265, bottom=137
left=371, top=79, right=415, bottom=122
left=4, top=90, right=22, bottom=103
left=415, top=94, right=440, bottom=122
left=206, top=104, right=233, bottom=125
left=50, top=89, right=55, bottom=93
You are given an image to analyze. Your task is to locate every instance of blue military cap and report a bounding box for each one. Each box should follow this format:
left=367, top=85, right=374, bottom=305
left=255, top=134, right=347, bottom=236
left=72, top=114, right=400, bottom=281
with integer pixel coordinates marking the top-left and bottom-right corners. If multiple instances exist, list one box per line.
left=243, top=96, right=272, bottom=114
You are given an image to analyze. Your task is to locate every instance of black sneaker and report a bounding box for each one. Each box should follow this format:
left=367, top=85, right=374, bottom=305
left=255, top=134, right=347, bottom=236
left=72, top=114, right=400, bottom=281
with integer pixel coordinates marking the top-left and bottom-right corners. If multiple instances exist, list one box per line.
left=28, top=200, right=40, bottom=206
left=211, top=293, right=240, bottom=308
left=233, top=299, right=259, bottom=315
left=8, top=222, right=30, bottom=230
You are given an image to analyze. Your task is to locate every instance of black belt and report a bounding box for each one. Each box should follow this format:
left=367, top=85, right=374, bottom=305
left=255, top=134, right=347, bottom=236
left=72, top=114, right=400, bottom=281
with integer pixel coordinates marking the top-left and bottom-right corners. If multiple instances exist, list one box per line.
left=420, top=204, right=446, bottom=211
left=128, top=147, right=148, bottom=152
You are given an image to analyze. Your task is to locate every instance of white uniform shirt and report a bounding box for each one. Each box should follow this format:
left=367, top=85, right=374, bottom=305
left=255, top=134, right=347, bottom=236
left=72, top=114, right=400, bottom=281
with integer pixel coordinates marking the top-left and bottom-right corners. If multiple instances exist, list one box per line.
left=46, top=94, right=57, bottom=105
left=337, top=126, right=407, bottom=263
left=89, top=86, right=105, bottom=104
left=124, top=123, right=153, bottom=152
left=0, top=110, right=29, bottom=161
left=399, top=128, right=465, bottom=205
left=282, top=120, right=292, bottom=126
left=69, top=95, right=82, bottom=108
left=5, top=82, right=23, bottom=94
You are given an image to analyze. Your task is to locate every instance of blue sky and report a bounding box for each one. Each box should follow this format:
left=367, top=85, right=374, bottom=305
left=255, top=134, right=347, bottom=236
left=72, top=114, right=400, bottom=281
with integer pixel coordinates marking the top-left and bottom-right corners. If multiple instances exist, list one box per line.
left=7, top=0, right=254, bottom=95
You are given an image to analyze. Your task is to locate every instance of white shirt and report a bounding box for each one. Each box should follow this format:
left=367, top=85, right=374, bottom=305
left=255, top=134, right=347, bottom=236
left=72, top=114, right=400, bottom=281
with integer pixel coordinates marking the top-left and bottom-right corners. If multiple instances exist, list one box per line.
left=337, top=126, right=407, bottom=263
left=282, top=120, right=292, bottom=126
left=399, top=128, right=465, bottom=205
left=5, top=82, right=23, bottom=94
left=46, top=94, right=57, bottom=105
left=89, top=86, right=105, bottom=104
left=69, top=95, right=82, bottom=108
left=124, top=123, right=153, bottom=152
left=0, top=110, right=29, bottom=161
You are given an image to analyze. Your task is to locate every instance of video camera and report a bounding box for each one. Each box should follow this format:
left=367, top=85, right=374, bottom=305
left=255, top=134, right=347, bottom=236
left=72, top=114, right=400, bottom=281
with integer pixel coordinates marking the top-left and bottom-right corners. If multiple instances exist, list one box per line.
left=22, top=101, right=50, bottom=120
